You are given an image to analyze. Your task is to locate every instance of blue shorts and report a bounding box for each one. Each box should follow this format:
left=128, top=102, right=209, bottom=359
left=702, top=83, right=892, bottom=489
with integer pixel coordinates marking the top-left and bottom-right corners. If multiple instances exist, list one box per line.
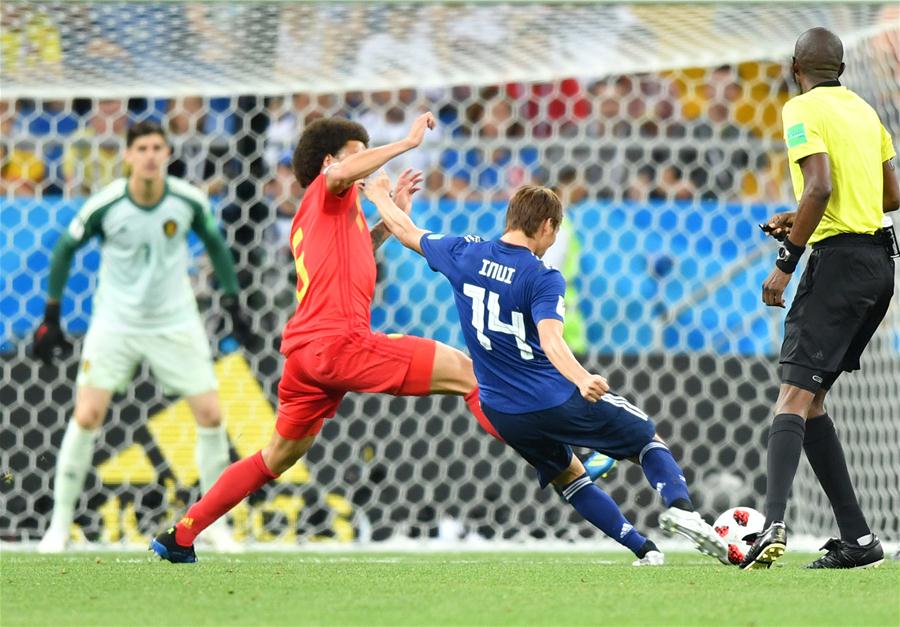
left=481, top=389, right=657, bottom=488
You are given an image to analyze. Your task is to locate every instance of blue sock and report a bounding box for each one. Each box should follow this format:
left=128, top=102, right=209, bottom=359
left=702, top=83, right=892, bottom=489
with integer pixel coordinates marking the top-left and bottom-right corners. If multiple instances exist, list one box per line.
left=640, top=442, right=693, bottom=510
left=562, top=474, right=647, bottom=555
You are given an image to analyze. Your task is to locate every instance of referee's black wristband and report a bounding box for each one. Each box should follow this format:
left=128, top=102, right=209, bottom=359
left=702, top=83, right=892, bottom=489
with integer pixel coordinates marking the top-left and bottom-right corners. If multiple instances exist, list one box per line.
left=775, top=239, right=805, bottom=274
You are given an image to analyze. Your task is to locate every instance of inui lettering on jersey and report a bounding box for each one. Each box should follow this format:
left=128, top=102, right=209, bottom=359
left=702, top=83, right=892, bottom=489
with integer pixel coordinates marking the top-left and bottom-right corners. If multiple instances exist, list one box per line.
left=478, top=259, right=517, bottom=284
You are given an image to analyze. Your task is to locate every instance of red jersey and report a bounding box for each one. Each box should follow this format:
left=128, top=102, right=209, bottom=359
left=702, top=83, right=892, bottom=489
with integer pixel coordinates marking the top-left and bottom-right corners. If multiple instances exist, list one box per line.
left=280, top=173, right=376, bottom=356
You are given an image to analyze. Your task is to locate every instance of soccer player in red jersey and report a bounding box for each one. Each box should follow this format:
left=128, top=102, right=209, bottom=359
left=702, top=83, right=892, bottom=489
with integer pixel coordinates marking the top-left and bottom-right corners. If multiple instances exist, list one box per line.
left=151, top=112, right=484, bottom=561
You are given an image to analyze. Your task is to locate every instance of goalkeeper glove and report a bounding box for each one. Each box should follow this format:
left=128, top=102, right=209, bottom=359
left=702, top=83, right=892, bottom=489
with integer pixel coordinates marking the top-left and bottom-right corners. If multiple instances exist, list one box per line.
left=32, top=302, right=73, bottom=364
left=221, top=293, right=254, bottom=347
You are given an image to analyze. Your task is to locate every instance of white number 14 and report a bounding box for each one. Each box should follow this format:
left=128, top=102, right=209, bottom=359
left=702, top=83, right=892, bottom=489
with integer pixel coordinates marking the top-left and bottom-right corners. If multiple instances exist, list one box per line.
left=462, top=283, right=534, bottom=360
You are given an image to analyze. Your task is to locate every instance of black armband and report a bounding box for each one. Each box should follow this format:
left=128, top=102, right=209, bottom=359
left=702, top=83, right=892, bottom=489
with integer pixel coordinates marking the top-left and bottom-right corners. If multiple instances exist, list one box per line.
left=775, top=238, right=805, bottom=273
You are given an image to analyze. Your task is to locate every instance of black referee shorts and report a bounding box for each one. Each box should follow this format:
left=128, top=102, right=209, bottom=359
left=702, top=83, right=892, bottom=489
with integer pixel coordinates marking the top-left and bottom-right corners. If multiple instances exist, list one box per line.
left=780, top=233, right=895, bottom=393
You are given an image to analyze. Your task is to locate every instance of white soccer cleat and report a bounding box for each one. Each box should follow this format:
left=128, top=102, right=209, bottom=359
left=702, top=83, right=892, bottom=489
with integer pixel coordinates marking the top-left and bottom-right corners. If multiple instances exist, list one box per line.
left=659, top=507, right=729, bottom=565
left=202, top=518, right=244, bottom=553
left=632, top=550, right=665, bottom=567
left=37, top=527, right=69, bottom=554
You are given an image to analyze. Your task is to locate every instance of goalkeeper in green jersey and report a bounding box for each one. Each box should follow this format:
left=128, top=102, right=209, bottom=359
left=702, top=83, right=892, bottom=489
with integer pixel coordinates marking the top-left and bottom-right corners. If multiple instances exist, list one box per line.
left=33, top=121, right=252, bottom=552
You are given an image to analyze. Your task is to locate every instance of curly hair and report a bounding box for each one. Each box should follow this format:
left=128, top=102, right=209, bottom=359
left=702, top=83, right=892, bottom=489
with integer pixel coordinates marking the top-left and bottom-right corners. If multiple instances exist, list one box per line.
left=292, top=118, right=370, bottom=187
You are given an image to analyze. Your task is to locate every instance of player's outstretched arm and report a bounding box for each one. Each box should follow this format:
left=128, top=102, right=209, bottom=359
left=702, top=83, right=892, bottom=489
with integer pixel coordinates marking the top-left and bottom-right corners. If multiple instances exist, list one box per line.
left=326, top=112, right=435, bottom=195
left=368, top=168, right=424, bottom=251
left=33, top=233, right=81, bottom=363
left=363, top=171, right=428, bottom=255
left=191, top=205, right=253, bottom=346
left=537, top=319, right=608, bottom=402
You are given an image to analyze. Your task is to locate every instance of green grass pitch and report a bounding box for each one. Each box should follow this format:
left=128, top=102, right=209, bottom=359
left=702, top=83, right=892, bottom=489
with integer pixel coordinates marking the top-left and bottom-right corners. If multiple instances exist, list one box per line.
left=2, top=551, right=897, bottom=626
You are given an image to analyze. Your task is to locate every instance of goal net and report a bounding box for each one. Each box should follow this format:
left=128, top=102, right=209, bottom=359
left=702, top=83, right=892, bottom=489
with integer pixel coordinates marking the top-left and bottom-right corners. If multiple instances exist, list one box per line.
left=2, top=1, right=898, bottom=547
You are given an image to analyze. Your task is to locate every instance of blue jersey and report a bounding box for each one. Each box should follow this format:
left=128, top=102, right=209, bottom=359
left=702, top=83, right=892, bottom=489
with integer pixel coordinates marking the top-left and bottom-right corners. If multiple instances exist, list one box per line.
left=420, top=233, right=577, bottom=413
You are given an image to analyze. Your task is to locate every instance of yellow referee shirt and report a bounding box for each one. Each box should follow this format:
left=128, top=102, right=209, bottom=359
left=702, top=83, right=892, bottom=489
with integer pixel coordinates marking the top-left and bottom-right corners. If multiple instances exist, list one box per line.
left=782, top=85, right=896, bottom=244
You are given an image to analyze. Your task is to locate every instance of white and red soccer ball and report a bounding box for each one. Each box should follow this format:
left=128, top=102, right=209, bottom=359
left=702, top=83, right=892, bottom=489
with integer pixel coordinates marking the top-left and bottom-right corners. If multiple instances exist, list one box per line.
left=714, top=506, right=765, bottom=565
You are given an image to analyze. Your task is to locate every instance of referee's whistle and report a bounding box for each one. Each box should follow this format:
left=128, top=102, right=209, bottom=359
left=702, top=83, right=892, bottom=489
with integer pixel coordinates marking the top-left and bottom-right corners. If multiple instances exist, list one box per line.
left=759, top=223, right=787, bottom=242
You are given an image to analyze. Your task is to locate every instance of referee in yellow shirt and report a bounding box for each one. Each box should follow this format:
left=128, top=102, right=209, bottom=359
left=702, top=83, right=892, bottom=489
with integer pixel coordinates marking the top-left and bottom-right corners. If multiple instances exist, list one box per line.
left=741, top=27, right=899, bottom=570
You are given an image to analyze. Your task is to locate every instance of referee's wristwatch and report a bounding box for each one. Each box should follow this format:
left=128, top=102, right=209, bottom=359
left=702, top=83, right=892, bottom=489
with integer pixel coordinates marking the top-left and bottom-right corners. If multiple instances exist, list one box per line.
left=775, top=238, right=805, bottom=273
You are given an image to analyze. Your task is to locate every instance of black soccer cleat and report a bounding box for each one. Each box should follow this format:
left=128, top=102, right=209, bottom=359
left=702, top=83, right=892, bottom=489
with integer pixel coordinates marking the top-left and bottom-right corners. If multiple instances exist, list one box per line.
left=150, top=527, right=197, bottom=564
left=806, top=536, right=884, bottom=569
left=740, top=521, right=786, bottom=570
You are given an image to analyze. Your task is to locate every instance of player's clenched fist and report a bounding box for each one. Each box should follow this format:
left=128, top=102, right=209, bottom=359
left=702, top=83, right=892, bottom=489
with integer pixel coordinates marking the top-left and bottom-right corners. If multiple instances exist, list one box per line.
left=221, top=294, right=255, bottom=347
left=404, top=112, right=436, bottom=148
left=32, top=302, right=72, bottom=364
left=577, top=373, right=609, bottom=402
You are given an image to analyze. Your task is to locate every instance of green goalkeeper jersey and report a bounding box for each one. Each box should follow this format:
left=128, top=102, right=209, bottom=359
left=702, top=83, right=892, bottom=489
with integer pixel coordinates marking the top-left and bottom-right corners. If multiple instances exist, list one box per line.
left=48, top=177, right=239, bottom=333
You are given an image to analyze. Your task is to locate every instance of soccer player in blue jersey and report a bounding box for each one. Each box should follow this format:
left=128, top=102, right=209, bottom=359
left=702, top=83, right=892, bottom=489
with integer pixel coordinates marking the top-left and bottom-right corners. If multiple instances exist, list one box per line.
left=364, top=172, right=728, bottom=566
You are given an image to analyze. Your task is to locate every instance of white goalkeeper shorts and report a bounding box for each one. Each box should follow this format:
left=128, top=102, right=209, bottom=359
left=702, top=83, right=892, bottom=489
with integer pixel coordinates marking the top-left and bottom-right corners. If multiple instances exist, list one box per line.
left=76, top=318, right=218, bottom=397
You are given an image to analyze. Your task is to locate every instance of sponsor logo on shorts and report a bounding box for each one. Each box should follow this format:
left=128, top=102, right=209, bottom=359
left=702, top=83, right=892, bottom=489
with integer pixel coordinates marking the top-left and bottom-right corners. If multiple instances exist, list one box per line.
left=812, top=375, right=823, bottom=383
left=813, top=350, right=824, bottom=360
left=163, top=219, right=178, bottom=238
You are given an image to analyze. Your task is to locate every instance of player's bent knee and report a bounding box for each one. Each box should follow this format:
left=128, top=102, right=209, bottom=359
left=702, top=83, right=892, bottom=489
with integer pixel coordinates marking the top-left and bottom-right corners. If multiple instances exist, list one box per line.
left=191, top=405, right=222, bottom=428
left=262, top=446, right=303, bottom=476
left=262, top=432, right=315, bottom=475
left=807, top=389, right=828, bottom=418
left=187, top=391, right=223, bottom=428
left=73, top=411, right=102, bottom=430
left=775, top=384, right=816, bottom=416
left=73, top=387, right=112, bottom=429
left=430, top=343, right=477, bottom=395
left=73, top=404, right=105, bottom=429
left=551, top=455, right=587, bottom=488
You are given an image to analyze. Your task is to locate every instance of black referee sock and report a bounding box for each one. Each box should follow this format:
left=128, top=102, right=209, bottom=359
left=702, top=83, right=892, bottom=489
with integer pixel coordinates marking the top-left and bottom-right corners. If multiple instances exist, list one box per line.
left=803, top=413, right=871, bottom=543
left=764, top=413, right=806, bottom=527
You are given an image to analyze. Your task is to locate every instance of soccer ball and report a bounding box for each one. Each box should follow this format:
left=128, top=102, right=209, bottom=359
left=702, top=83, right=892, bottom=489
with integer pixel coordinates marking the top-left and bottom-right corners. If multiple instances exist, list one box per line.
left=714, top=506, right=765, bottom=565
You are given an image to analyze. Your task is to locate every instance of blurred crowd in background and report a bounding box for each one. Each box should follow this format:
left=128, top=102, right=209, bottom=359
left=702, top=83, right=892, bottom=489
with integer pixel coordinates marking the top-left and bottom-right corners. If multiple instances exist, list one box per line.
left=2, top=71, right=791, bottom=201
left=2, top=1, right=806, bottom=211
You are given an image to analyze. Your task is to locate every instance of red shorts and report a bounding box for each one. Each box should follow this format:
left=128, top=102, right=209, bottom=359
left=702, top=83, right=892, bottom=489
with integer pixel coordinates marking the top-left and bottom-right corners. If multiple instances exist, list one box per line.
left=276, top=331, right=436, bottom=440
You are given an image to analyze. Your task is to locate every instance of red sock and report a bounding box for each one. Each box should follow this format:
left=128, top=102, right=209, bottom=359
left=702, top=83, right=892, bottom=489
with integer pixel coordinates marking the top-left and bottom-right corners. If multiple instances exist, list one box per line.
left=464, top=387, right=503, bottom=441
left=174, top=450, right=278, bottom=546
